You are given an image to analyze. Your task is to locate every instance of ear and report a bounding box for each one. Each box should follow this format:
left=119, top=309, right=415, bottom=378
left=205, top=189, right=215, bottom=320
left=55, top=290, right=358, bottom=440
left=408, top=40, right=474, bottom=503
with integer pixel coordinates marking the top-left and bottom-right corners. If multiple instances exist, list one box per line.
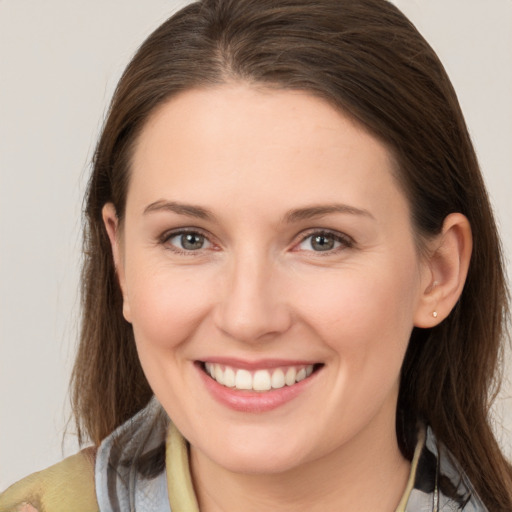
left=414, top=213, right=472, bottom=328
left=102, top=203, right=132, bottom=323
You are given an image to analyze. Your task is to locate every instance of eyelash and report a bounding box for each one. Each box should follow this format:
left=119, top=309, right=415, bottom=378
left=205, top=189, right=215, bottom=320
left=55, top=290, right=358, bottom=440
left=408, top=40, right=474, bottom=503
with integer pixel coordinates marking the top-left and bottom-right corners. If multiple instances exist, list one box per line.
left=159, top=228, right=215, bottom=256
left=158, top=228, right=354, bottom=255
left=295, top=229, right=354, bottom=254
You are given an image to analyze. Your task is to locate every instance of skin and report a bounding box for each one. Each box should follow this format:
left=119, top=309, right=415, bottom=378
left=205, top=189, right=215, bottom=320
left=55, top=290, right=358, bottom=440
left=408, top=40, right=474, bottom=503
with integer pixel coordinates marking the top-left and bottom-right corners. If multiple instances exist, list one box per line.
left=104, top=83, right=472, bottom=512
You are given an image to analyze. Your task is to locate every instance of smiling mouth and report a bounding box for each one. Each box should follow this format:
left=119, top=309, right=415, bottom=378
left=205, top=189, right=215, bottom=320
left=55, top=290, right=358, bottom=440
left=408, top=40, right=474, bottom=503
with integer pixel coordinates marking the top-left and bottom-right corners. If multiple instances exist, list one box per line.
left=201, top=362, right=321, bottom=392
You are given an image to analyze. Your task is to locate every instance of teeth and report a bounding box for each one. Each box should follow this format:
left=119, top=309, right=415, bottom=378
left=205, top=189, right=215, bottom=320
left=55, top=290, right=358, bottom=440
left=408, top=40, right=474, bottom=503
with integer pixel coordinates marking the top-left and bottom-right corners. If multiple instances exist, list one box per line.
left=214, top=365, right=224, bottom=385
left=224, top=366, right=236, bottom=387
left=285, top=367, right=296, bottom=386
left=296, top=368, right=307, bottom=382
left=271, top=368, right=285, bottom=389
left=235, top=369, right=252, bottom=390
left=253, top=370, right=272, bottom=391
left=204, top=363, right=315, bottom=391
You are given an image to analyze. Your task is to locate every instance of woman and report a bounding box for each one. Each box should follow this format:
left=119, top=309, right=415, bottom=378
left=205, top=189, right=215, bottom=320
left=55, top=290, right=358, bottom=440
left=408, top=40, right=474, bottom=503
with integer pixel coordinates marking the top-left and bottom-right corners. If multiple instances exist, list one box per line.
left=1, top=0, right=511, bottom=510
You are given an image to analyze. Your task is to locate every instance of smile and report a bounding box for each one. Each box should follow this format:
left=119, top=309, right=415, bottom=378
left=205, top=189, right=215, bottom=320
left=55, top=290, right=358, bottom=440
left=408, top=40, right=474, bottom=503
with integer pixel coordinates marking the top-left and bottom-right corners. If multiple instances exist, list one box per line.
left=198, top=360, right=323, bottom=412
left=203, top=362, right=316, bottom=392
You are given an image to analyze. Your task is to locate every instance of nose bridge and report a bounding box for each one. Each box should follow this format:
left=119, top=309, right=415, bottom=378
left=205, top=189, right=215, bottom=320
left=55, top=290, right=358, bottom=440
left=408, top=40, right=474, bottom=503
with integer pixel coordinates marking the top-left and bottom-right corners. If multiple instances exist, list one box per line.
left=214, top=246, right=291, bottom=342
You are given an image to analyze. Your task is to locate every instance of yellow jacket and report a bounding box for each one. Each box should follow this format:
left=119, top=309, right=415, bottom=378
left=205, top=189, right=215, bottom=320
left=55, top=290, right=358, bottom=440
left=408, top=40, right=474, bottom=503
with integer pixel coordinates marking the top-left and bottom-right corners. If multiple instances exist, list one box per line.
left=0, top=448, right=98, bottom=512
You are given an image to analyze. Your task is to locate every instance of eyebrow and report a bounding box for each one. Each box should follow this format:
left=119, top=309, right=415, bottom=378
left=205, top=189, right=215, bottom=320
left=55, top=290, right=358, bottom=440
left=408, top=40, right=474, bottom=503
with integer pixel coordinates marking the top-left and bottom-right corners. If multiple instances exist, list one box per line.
left=143, top=200, right=374, bottom=223
left=143, top=200, right=215, bottom=220
left=283, top=204, right=374, bottom=223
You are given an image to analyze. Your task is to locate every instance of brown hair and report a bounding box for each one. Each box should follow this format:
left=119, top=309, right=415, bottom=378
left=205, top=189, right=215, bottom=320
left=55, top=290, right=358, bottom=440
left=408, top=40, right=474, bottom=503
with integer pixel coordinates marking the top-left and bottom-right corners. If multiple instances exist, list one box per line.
left=72, top=0, right=512, bottom=508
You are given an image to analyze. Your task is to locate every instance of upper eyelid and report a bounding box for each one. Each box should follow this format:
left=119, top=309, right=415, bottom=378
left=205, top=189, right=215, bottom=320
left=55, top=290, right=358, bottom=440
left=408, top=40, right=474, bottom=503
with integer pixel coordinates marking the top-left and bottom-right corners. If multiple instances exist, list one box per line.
left=159, top=226, right=212, bottom=242
left=295, top=228, right=354, bottom=244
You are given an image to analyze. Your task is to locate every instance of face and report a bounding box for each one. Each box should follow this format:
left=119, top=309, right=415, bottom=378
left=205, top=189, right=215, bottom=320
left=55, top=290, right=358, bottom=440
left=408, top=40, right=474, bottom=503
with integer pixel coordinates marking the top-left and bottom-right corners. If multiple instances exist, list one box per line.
left=105, top=84, right=432, bottom=475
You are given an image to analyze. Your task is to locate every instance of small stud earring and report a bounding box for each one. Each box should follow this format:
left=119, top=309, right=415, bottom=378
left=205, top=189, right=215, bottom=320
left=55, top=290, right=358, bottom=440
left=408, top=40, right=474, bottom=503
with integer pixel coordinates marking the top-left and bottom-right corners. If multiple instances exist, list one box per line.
left=432, top=311, right=438, bottom=318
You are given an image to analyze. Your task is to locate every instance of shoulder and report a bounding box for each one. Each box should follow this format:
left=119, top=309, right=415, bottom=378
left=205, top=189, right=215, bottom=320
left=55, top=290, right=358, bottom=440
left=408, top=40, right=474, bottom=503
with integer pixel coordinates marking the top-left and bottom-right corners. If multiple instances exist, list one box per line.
left=0, top=447, right=99, bottom=512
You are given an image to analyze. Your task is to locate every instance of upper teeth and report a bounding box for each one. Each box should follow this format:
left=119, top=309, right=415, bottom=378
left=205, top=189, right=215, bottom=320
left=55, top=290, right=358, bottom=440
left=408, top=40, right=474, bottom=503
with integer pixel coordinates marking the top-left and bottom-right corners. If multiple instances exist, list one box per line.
left=204, top=363, right=314, bottom=391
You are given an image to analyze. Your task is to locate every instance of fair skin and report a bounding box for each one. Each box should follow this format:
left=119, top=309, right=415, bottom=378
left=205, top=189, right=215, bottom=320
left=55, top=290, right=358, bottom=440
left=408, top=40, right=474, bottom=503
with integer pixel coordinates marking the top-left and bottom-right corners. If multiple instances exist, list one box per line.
left=104, top=84, right=471, bottom=512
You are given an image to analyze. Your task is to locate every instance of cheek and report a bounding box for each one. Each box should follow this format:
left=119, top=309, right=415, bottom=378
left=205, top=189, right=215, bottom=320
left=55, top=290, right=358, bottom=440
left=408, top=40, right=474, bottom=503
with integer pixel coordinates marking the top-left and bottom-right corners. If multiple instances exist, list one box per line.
left=294, top=256, right=421, bottom=362
left=124, top=261, right=215, bottom=350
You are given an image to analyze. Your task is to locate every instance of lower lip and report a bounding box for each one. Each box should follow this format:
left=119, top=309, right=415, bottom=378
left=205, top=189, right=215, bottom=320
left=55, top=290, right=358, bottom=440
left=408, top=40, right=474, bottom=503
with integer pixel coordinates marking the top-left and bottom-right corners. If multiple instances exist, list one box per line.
left=197, top=364, right=319, bottom=413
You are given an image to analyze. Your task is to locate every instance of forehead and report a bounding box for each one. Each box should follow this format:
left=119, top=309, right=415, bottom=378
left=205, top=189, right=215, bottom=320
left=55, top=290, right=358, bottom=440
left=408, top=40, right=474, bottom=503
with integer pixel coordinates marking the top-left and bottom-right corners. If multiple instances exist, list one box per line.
left=128, top=84, right=408, bottom=223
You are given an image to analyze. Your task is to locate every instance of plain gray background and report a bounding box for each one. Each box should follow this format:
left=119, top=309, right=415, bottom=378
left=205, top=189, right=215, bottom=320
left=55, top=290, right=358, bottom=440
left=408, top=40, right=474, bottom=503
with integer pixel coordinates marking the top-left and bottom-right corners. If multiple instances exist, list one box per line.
left=1, top=0, right=511, bottom=489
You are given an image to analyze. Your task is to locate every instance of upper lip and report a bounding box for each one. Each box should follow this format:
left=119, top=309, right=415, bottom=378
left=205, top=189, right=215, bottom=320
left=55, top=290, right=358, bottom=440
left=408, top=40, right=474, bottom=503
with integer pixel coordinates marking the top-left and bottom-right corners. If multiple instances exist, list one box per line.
left=198, top=357, right=320, bottom=370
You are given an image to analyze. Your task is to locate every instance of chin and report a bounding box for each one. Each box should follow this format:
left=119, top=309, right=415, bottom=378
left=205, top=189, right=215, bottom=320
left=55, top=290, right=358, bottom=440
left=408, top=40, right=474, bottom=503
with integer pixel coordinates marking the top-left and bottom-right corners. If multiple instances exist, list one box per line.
left=196, top=434, right=313, bottom=475
left=217, top=453, right=306, bottom=476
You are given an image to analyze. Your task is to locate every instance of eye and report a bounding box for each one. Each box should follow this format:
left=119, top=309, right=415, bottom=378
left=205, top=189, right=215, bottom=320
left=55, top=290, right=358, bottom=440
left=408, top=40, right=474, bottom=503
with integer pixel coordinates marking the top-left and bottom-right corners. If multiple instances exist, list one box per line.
left=164, top=230, right=213, bottom=252
left=297, top=231, right=352, bottom=252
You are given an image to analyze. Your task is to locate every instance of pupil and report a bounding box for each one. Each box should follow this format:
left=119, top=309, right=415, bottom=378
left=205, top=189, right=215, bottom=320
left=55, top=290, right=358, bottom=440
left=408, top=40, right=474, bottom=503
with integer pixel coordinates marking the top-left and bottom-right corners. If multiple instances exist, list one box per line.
left=182, top=233, right=204, bottom=250
left=312, top=235, right=334, bottom=251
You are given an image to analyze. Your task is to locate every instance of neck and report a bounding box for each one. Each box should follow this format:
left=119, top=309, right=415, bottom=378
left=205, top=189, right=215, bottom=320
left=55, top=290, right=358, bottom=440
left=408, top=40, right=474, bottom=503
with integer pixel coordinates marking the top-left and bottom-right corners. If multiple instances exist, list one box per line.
left=190, top=416, right=411, bottom=512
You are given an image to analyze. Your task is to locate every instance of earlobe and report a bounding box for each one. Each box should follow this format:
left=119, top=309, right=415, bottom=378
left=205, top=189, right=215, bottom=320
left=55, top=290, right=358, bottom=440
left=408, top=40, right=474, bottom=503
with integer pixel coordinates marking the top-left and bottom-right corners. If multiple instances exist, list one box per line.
left=414, top=213, right=472, bottom=328
left=102, top=203, right=132, bottom=323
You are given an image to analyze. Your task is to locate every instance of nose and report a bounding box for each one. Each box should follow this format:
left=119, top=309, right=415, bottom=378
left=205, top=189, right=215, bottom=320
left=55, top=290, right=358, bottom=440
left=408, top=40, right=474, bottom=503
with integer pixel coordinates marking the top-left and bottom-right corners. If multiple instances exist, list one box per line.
left=213, top=251, right=292, bottom=343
